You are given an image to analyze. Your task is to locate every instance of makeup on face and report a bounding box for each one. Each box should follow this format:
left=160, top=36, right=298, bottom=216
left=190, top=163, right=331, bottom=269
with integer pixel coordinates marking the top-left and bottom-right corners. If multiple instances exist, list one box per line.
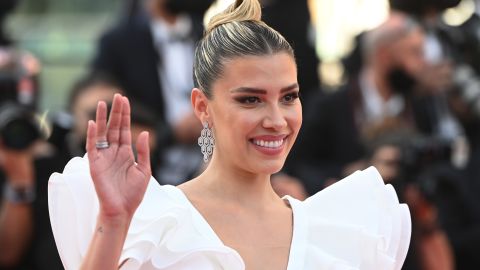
left=208, top=53, right=302, bottom=173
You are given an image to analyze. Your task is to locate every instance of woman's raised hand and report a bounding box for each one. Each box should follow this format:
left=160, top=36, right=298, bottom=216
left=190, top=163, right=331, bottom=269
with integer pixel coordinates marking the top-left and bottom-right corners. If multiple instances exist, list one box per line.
left=86, top=94, right=151, bottom=221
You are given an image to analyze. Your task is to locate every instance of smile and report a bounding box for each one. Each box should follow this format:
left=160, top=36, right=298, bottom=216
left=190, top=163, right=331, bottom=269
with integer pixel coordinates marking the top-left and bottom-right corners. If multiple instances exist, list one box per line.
left=249, top=135, right=288, bottom=156
left=253, top=139, right=284, bottom=148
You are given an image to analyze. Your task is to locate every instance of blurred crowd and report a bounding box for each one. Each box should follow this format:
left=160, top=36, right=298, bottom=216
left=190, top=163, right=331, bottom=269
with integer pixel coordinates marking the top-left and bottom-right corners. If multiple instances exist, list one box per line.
left=0, top=0, right=479, bottom=269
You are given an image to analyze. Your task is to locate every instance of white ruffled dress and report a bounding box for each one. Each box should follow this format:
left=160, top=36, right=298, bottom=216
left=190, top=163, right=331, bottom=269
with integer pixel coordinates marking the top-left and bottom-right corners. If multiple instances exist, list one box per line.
left=48, top=156, right=411, bottom=270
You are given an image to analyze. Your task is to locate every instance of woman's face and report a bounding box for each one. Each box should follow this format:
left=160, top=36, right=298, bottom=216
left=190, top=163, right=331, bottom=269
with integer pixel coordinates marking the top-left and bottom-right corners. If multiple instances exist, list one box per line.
left=207, top=52, right=302, bottom=175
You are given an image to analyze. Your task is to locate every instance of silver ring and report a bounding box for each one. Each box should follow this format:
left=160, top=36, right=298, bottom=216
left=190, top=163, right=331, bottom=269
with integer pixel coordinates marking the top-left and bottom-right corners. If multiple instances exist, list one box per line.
left=95, top=140, right=109, bottom=149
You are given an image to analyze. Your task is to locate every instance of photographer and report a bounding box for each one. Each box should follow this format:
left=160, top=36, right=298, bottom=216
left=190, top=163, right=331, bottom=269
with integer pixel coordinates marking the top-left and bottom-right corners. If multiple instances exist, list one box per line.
left=0, top=48, right=64, bottom=269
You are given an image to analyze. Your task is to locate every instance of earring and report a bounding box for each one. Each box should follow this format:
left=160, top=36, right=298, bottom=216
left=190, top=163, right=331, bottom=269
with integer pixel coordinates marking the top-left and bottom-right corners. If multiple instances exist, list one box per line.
left=198, top=122, right=215, bottom=162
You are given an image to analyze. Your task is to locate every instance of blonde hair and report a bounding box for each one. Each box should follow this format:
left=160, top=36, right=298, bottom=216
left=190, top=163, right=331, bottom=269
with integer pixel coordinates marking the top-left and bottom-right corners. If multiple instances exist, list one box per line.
left=193, top=0, right=294, bottom=98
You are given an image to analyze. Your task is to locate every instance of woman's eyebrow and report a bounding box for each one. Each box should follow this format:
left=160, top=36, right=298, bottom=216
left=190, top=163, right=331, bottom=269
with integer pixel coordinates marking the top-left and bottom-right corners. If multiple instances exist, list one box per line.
left=280, top=83, right=300, bottom=93
left=230, top=83, right=299, bottom=94
left=230, top=87, right=267, bottom=94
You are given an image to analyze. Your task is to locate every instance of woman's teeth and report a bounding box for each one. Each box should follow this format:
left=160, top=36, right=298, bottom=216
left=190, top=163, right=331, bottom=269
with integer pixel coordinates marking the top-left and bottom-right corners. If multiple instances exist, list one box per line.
left=253, top=139, right=284, bottom=148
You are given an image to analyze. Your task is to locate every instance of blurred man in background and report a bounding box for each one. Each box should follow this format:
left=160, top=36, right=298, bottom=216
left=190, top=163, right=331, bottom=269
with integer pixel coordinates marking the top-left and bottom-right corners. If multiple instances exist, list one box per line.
left=91, top=0, right=214, bottom=185
left=286, top=12, right=430, bottom=192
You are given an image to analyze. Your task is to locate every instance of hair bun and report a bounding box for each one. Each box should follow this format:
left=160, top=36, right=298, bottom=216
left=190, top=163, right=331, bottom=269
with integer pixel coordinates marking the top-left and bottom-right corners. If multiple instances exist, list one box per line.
left=206, top=0, right=262, bottom=33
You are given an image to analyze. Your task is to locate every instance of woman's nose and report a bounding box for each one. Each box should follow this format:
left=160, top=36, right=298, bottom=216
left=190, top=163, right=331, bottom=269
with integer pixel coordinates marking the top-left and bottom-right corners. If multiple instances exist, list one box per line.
left=262, top=105, right=287, bottom=130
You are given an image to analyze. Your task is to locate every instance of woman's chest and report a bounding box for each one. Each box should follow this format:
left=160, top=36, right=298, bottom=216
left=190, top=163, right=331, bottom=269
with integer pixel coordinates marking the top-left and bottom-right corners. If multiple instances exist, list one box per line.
left=203, top=207, right=294, bottom=270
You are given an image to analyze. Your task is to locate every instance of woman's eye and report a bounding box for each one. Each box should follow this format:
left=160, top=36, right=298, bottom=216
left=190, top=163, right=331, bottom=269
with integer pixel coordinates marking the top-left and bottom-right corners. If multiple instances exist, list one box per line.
left=282, top=92, right=299, bottom=103
left=237, top=96, right=261, bottom=104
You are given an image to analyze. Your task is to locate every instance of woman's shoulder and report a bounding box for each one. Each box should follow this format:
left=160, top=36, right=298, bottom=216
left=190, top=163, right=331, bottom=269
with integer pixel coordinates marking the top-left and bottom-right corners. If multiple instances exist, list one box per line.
left=48, top=156, right=243, bottom=270
left=288, top=167, right=411, bottom=270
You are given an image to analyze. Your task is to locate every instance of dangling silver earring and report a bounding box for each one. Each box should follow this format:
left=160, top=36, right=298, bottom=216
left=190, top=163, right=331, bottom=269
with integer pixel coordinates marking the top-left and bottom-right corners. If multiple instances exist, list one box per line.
left=198, top=122, right=215, bottom=162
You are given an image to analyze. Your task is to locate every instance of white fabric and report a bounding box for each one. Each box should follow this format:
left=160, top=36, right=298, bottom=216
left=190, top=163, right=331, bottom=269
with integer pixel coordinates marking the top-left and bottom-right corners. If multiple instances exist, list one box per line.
left=151, top=16, right=195, bottom=126
left=48, top=156, right=411, bottom=270
left=424, top=31, right=444, bottom=64
left=151, top=17, right=201, bottom=185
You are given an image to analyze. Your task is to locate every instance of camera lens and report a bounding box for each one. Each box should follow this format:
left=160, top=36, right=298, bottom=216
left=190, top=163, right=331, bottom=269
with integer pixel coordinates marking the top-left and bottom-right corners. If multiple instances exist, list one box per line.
left=0, top=103, right=41, bottom=150
left=0, top=117, right=39, bottom=150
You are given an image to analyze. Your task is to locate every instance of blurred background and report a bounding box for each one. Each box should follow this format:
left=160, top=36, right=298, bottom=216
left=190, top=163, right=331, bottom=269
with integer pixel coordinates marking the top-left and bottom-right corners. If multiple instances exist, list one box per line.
left=1, top=0, right=480, bottom=269
left=6, top=0, right=476, bottom=112
left=7, top=0, right=122, bottom=112
left=6, top=0, right=386, bottom=112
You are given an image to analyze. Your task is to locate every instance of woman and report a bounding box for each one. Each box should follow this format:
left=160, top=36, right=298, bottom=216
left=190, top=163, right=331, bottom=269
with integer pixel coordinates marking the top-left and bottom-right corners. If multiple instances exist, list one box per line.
left=48, top=0, right=411, bottom=269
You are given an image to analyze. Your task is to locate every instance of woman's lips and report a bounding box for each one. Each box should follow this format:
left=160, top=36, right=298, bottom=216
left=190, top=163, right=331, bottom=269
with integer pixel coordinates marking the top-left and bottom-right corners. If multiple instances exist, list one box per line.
left=249, top=135, right=288, bottom=156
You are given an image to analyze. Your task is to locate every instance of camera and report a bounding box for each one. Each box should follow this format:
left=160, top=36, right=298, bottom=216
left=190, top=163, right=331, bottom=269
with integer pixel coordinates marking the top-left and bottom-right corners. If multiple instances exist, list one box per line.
left=0, top=50, right=43, bottom=150
left=400, top=136, right=452, bottom=173
left=0, top=102, right=41, bottom=150
left=397, top=135, right=454, bottom=202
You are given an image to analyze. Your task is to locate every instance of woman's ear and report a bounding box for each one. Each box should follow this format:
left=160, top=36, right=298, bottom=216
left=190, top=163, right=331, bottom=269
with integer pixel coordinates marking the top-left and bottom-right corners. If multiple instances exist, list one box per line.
left=191, top=88, right=210, bottom=124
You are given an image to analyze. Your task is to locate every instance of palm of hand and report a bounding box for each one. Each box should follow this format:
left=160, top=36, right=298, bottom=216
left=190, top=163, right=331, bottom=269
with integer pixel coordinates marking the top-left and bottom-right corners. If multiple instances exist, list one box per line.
left=87, top=95, right=151, bottom=219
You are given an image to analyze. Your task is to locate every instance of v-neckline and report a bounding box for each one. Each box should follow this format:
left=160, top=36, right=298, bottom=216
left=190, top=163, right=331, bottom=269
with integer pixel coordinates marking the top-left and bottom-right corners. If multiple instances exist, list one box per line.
left=166, top=185, right=307, bottom=270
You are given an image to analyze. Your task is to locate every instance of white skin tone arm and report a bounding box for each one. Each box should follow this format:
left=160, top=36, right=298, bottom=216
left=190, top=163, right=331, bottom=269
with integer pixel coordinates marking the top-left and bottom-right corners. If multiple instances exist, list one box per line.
left=81, top=215, right=131, bottom=269
left=80, top=94, right=151, bottom=269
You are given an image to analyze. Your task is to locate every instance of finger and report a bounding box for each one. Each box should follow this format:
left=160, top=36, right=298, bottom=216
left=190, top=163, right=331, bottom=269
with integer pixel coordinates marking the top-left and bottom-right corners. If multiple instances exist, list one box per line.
left=135, top=131, right=151, bottom=177
left=119, top=96, right=132, bottom=146
left=86, top=120, right=98, bottom=161
left=107, top=94, right=124, bottom=145
left=96, top=101, right=108, bottom=143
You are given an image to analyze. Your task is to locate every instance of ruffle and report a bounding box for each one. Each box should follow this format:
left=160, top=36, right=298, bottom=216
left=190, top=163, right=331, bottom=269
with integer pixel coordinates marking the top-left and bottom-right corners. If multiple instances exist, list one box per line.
left=48, top=156, right=244, bottom=270
left=48, top=156, right=410, bottom=270
left=298, top=167, right=411, bottom=270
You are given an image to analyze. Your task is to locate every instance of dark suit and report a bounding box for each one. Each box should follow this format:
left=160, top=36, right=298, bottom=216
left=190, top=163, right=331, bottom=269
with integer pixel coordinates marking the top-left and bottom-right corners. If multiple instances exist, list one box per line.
left=285, top=79, right=365, bottom=195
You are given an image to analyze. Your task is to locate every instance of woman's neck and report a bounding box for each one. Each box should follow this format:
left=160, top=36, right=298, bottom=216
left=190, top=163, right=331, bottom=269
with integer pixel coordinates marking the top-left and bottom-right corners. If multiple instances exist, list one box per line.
left=190, top=155, right=281, bottom=209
